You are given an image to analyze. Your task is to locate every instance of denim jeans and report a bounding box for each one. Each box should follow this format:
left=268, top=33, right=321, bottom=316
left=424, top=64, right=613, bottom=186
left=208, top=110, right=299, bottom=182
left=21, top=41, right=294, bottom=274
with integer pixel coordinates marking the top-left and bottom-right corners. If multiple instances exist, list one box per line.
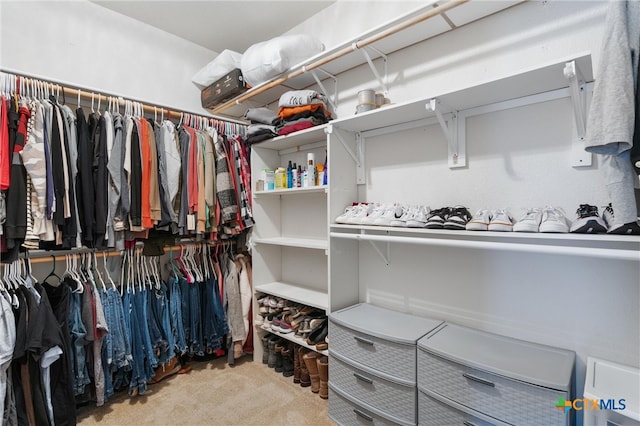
left=99, top=288, right=115, bottom=401
left=168, top=276, right=187, bottom=354
left=188, top=281, right=203, bottom=356
left=68, top=291, right=90, bottom=395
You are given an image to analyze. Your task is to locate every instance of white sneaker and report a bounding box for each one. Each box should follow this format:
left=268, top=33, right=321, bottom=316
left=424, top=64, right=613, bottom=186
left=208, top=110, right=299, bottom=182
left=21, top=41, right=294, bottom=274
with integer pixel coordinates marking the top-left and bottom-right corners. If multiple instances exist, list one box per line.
left=466, top=209, right=491, bottom=231
left=360, top=203, right=385, bottom=226
left=407, top=205, right=430, bottom=228
left=346, top=203, right=374, bottom=225
left=539, top=206, right=570, bottom=233
left=488, top=209, right=514, bottom=232
left=390, top=205, right=415, bottom=227
left=335, top=205, right=357, bottom=224
left=513, top=208, right=542, bottom=232
left=373, top=204, right=399, bottom=226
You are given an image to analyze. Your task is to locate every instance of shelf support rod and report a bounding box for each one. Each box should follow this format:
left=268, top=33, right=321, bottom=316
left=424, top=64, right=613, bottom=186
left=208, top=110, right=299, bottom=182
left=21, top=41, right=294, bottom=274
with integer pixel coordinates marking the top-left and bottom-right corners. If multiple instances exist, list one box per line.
left=427, top=98, right=463, bottom=168
left=330, top=232, right=640, bottom=262
left=359, top=45, right=388, bottom=95
left=307, top=67, right=338, bottom=112
left=363, top=231, right=390, bottom=265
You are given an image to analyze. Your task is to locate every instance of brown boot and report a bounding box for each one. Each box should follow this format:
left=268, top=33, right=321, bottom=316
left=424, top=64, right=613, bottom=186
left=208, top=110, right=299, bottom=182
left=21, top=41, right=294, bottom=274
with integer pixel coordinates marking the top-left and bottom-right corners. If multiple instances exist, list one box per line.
left=293, top=345, right=301, bottom=383
left=317, top=355, right=329, bottom=399
left=298, top=347, right=311, bottom=387
left=303, top=351, right=320, bottom=393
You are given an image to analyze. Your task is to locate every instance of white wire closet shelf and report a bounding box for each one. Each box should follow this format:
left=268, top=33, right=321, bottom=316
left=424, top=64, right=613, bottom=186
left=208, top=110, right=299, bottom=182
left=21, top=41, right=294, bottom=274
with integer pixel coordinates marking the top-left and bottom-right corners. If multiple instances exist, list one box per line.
left=208, top=0, right=523, bottom=119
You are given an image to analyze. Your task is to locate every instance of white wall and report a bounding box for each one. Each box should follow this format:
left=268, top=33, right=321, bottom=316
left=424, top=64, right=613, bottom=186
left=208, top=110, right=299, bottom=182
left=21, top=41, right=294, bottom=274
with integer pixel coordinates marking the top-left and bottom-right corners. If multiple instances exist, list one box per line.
left=292, top=0, right=638, bottom=419
left=0, top=0, right=215, bottom=113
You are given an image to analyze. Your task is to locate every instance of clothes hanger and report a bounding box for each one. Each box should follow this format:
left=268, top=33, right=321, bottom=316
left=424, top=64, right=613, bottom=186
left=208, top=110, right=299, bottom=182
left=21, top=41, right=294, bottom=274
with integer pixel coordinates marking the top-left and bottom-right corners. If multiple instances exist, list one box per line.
left=93, top=252, right=107, bottom=292
left=102, top=252, right=117, bottom=290
left=43, top=255, right=62, bottom=285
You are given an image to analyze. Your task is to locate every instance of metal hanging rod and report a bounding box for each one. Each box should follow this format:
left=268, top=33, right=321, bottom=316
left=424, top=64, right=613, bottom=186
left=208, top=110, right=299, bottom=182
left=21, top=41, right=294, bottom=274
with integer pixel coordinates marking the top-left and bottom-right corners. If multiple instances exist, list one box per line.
left=0, top=68, right=248, bottom=126
left=212, top=0, right=468, bottom=114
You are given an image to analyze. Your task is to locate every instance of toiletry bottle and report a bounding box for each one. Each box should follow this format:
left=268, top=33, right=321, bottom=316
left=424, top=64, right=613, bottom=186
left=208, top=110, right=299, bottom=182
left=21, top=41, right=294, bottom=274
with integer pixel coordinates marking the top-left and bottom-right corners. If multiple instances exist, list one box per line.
left=317, top=164, right=325, bottom=187
left=302, top=167, right=308, bottom=188
left=323, top=152, right=328, bottom=185
left=307, top=153, right=316, bottom=187
left=287, top=160, right=293, bottom=188
left=297, top=165, right=302, bottom=187
left=292, top=163, right=298, bottom=188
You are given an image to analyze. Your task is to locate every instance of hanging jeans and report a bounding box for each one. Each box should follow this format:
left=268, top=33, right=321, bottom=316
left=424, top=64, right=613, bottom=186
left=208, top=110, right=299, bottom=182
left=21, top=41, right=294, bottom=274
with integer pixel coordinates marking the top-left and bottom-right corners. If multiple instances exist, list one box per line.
left=68, top=291, right=90, bottom=396
left=99, top=288, right=115, bottom=401
left=147, top=281, right=173, bottom=366
left=168, top=276, right=187, bottom=355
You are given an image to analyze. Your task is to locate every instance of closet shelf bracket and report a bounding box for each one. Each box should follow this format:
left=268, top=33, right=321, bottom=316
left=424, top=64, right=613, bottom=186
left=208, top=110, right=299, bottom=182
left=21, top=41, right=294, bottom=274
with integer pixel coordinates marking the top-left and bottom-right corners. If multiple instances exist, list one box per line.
left=426, top=98, right=463, bottom=168
left=362, top=230, right=390, bottom=265
left=563, top=60, right=592, bottom=168
left=358, top=45, right=388, bottom=95
left=306, top=67, right=338, bottom=112
left=326, top=125, right=364, bottom=182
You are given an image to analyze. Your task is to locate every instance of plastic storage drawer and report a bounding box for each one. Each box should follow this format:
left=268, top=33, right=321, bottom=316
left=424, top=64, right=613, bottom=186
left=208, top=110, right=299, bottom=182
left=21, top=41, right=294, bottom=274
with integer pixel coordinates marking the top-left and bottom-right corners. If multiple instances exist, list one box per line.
left=418, top=323, right=574, bottom=426
left=331, top=351, right=417, bottom=424
left=329, top=304, right=444, bottom=383
left=418, top=387, right=510, bottom=426
left=329, top=384, right=415, bottom=426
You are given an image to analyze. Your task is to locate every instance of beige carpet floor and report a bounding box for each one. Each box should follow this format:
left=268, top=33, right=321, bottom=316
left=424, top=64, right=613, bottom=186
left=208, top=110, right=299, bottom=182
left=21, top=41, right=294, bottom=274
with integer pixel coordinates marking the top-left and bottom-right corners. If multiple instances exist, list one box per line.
left=77, top=356, right=334, bottom=425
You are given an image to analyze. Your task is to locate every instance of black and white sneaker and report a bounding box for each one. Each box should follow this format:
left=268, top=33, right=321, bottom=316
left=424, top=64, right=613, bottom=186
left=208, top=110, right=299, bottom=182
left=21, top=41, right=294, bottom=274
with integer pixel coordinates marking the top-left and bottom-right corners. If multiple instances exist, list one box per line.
left=569, top=204, right=607, bottom=234
left=602, top=203, right=640, bottom=235
left=425, top=207, right=449, bottom=229
left=444, top=206, right=472, bottom=230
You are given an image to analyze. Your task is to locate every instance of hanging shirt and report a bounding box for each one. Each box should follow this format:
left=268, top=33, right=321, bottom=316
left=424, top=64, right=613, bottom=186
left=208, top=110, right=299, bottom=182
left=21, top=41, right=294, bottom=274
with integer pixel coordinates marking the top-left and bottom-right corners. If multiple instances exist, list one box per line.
left=0, top=96, right=10, bottom=190
left=76, top=108, right=95, bottom=247
left=162, top=121, right=181, bottom=224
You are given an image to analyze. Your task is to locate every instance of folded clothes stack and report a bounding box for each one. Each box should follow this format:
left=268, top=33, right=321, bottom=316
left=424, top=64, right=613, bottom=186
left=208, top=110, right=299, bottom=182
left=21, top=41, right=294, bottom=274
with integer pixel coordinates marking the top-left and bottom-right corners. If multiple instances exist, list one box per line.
left=277, top=90, right=332, bottom=136
left=244, top=107, right=280, bottom=144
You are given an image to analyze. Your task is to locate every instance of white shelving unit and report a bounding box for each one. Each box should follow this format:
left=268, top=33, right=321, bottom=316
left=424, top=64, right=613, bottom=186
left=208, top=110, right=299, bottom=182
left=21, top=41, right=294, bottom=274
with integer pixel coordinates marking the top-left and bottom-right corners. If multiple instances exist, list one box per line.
left=251, top=126, right=331, bottom=362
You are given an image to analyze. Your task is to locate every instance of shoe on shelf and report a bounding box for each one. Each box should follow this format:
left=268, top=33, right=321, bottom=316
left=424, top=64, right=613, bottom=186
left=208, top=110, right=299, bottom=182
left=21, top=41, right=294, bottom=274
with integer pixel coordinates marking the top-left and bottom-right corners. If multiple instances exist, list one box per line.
left=335, top=204, right=358, bottom=224
left=539, top=206, right=570, bottom=233
left=513, top=208, right=542, bottom=232
left=425, top=207, right=449, bottom=229
left=488, top=209, right=514, bottom=232
left=373, top=204, right=400, bottom=226
left=569, top=204, right=607, bottom=234
left=602, top=203, right=640, bottom=235
left=390, top=205, right=415, bottom=227
left=466, top=209, right=491, bottom=231
left=444, top=206, right=472, bottom=230
left=346, top=203, right=374, bottom=225
left=306, top=321, right=328, bottom=347
left=407, top=205, right=430, bottom=228
left=361, top=203, right=386, bottom=225
left=255, top=314, right=264, bottom=326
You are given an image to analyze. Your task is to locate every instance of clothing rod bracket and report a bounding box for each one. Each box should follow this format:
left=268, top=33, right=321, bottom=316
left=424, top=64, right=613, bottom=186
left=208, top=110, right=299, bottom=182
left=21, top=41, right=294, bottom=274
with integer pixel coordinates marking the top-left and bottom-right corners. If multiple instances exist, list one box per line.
left=358, top=45, right=388, bottom=95
left=306, top=67, right=338, bottom=112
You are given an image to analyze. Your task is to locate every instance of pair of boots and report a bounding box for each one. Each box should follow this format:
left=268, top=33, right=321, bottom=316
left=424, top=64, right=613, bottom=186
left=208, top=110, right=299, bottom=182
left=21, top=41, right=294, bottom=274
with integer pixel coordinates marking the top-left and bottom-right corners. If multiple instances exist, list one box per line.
left=300, top=350, right=328, bottom=399
left=264, top=335, right=294, bottom=377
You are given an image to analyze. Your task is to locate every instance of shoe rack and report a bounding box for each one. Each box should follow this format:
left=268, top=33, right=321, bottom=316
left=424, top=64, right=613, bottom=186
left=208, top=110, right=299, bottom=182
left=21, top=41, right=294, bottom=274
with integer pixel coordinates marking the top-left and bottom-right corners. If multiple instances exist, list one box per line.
left=250, top=125, right=338, bottom=362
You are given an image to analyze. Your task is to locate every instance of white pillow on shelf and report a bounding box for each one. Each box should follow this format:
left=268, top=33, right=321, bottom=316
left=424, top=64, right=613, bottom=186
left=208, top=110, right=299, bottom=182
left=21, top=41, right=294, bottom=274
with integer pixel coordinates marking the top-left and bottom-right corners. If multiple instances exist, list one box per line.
left=192, top=49, right=243, bottom=89
left=241, top=34, right=324, bottom=87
